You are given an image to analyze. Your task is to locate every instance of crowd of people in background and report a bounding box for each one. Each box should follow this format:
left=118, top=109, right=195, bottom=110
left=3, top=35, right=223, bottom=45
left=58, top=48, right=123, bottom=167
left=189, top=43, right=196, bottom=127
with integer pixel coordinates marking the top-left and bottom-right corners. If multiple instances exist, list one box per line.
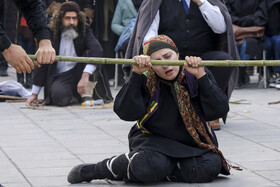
left=1, top=0, right=279, bottom=92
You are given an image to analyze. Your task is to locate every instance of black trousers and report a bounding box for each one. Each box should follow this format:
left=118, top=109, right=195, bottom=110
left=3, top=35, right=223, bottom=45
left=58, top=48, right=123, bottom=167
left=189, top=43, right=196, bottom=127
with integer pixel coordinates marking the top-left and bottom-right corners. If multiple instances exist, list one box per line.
left=49, top=66, right=114, bottom=106
left=201, top=51, right=235, bottom=94
left=95, top=150, right=222, bottom=183
left=49, top=68, right=81, bottom=106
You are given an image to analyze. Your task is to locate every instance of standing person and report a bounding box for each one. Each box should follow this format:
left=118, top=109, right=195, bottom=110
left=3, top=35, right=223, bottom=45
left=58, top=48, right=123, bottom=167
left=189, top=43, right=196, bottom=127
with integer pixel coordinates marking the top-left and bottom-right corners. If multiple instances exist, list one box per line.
left=111, top=0, right=137, bottom=37
left=92, top=0, right=119, bottom=85
left=67, top=35, right=231, bottom=184
left=265, top=0, right=280, bottom=88
left=225, top=0, right=268, bottom=88
left=111, top=0, right=139, bottom=86
left=16, top=16, right=36, bottom=88
left=0, top=0, right=56, bottom=74
left=125, top=0, right=239, bottom=130
left=26, top=1, right=113, bottom=107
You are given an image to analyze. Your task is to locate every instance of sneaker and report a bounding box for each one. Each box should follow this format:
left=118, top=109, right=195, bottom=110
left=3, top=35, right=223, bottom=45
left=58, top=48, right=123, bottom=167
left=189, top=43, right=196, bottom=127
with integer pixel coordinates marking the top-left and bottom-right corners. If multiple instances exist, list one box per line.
left=275, top=84, right=280, bottom=90
left=269, top=83, right=277, bottom=88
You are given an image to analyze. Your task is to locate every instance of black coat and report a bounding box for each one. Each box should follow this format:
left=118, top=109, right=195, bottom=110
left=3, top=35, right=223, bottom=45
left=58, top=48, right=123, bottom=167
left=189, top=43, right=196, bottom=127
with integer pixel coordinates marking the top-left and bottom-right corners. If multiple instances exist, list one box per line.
left=265, top=0, right=280, bottom=36
left=32, top=25, right=103, bottom=104
left=225, top=0, right=268, bottom=27
left=0, top=0, right=50, bottom=52
left=225, top=0, right=268, bottom=59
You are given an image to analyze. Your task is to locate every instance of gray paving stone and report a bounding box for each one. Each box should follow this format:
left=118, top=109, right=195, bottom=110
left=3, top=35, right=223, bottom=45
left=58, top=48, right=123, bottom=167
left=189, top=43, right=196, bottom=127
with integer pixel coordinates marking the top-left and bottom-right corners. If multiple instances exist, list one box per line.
left=254, top=170, right=280, bottom=181
left=0, top=183, right=31, bottom=187
left=237, top=160, right=280, bottom=171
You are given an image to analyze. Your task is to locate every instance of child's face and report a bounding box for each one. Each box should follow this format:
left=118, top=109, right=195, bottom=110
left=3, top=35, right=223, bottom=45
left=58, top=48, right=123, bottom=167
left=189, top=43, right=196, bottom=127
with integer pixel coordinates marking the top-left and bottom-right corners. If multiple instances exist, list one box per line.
left=150, top=48, right=180, bottom=81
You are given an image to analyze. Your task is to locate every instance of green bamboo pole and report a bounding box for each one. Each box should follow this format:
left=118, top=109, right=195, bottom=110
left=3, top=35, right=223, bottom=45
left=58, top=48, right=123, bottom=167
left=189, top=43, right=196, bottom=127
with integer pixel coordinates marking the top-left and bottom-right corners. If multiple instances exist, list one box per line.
left=28, top=55, right=280, bottom=66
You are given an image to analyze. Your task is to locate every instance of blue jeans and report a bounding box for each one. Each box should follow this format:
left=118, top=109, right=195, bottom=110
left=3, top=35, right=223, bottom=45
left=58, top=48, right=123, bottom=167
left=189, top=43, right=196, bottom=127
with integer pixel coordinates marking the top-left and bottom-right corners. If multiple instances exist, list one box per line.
left=237, top=40, right=251, bottom=61
left=265, top=34, right=280, bottom=73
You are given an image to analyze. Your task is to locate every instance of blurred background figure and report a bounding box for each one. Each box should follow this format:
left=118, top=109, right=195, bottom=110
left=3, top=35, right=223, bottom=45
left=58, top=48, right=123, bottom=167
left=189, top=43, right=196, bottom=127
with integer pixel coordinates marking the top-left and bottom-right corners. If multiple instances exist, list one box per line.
left=16, top=16, right=36, bottom=88
left=92, top=0, right=119, bottom=86
left=0, top=0, right=8, bottom=77
left=264, top=0, right=280, bottom=88
left=225, top=0, right=268, bottom=89
left=1, top=0, right=56, bottom=74
left=110, top=0, right=143, bottom=86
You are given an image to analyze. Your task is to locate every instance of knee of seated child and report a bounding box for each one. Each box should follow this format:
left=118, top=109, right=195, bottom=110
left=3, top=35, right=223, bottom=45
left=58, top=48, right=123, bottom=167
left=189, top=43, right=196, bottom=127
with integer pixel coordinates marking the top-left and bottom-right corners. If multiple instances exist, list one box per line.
left=129, top=151, right=173, bottom=183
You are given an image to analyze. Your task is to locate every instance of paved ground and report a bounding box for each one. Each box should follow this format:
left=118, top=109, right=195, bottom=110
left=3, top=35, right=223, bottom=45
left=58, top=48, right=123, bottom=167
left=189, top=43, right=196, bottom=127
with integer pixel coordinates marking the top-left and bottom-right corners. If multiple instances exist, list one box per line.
left=0, top=66, right=280, bottom=187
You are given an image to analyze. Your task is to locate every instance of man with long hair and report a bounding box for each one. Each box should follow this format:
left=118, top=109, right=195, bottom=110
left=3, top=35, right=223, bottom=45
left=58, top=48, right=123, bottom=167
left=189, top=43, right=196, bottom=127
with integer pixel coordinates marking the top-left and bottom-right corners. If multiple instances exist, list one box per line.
left=27, top=1, right=113, bottom=107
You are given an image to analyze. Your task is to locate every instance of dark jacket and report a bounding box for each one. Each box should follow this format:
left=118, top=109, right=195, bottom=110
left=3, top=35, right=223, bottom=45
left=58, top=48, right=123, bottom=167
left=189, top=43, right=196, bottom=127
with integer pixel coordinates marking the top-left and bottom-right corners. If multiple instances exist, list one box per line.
left=32, top=25, right=103, bottom=104
left=0, top=0, right=51, bottom=52
left=92, top=0, right=118, bottom=58
left=226, top=0, right=268, bottom=59
left=265, top=0, right=280, bottom=36
left=225, top=0, right=267, bottom=27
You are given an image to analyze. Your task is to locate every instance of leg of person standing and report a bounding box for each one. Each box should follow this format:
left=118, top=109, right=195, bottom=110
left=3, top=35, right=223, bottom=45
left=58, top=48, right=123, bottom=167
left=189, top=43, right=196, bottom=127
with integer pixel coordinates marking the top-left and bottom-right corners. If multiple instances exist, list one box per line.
left=201, top=51, right=236, bottom=130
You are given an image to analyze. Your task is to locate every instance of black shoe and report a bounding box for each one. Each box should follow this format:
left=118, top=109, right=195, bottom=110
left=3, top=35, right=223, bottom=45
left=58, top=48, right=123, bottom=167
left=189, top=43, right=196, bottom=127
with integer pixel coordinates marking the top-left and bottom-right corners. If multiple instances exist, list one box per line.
left=0, top=69, right=8, bottom=76
left=67, top=164, right=96, bottom=184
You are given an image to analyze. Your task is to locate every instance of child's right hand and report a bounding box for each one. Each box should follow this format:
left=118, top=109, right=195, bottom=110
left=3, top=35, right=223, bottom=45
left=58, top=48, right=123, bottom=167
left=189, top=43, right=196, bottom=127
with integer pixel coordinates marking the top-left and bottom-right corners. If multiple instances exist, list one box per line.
left=132, top=55, right=152, bottom=74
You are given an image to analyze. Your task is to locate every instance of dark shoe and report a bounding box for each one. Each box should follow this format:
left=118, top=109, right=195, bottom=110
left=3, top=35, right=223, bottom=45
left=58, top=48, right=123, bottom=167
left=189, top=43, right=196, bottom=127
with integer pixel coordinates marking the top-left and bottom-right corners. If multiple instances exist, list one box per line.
left=235, top=82, right=242, bottom=89
left=0, top=69, right=8, bottom=76
left=209, top=119, right=221, bottom=131
left=67, top=164, right=96, bottom=184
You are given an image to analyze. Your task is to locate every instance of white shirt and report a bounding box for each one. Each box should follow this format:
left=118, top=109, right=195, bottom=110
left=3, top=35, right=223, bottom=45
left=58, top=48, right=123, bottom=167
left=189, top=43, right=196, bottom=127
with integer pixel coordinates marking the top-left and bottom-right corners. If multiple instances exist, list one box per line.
left=144, top=0, right=226, bottom=45
left=32, top=36, right=96, bottom=95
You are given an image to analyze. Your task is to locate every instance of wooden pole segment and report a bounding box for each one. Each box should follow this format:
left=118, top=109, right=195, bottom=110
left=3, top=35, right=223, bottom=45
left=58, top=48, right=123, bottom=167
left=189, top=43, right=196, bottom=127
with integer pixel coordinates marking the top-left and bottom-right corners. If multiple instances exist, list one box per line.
left=28, top=55, right=280, bottom=66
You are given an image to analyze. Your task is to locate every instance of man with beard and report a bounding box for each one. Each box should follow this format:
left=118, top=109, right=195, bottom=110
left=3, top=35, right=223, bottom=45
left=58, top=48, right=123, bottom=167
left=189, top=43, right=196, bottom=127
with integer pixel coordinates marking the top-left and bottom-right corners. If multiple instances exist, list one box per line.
left=26, top=1, right=113, bottom=107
